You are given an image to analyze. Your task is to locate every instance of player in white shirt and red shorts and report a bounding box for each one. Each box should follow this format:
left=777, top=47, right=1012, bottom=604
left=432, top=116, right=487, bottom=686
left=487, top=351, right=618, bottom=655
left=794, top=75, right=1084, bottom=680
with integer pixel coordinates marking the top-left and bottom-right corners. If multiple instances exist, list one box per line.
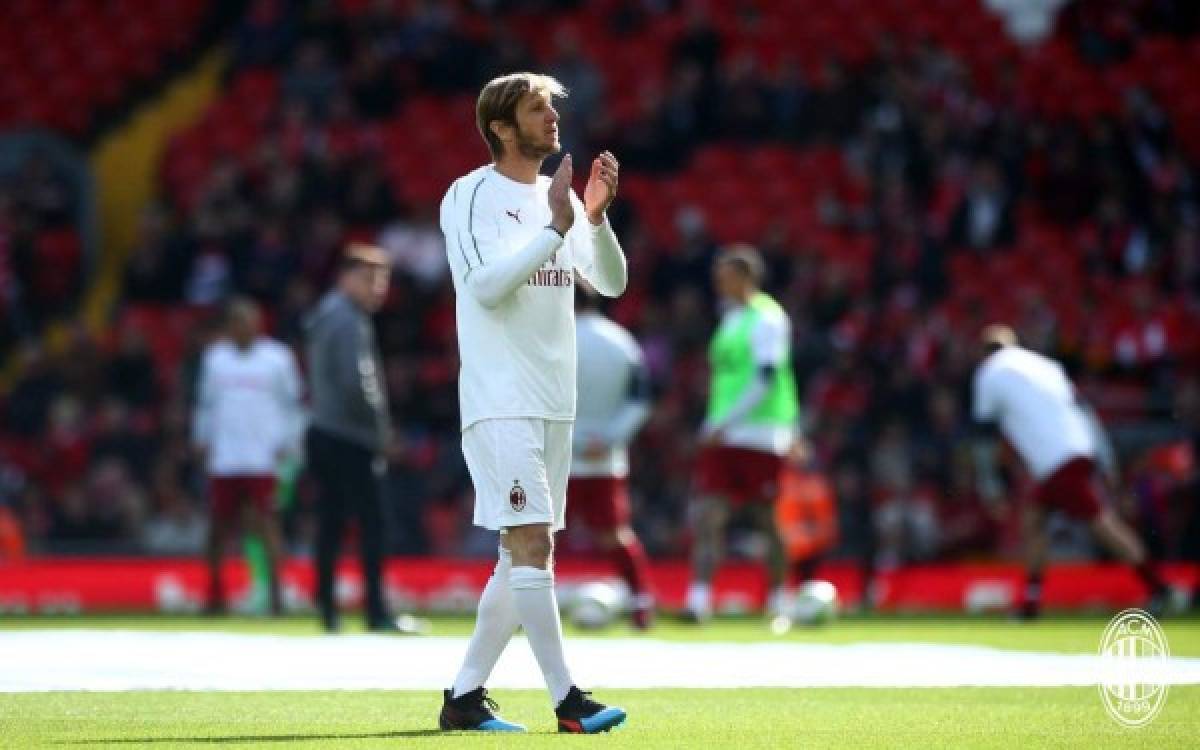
left=568, top=291, right=654, bottom=629
left=972, top=324, right=1173, bottom=618
left=192, top=298, right=304, bottom=615
left=437, top=72, right=628, bottom=734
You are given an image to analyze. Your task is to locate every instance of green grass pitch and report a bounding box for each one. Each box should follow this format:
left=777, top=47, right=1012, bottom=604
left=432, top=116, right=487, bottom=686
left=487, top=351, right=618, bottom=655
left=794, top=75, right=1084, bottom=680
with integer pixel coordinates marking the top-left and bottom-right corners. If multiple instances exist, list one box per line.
left=2, top=613, right=1198, bottom=749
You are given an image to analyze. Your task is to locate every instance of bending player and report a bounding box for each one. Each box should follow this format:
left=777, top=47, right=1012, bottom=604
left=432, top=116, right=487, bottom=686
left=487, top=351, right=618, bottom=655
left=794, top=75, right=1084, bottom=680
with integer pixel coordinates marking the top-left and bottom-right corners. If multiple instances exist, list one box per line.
left=684, top=245, right=800, bottom=624
left=568, top=289, right=655, bottom=629
left=971, top=324, right=1177, bottom=618
left=438, top=73, right=628, bottom=733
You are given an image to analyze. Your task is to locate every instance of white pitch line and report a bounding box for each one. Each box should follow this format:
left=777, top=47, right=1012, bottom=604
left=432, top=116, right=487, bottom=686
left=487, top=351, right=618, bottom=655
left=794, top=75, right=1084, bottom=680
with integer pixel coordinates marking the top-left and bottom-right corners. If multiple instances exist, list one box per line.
left=1, top=630, right=1199, bottom=692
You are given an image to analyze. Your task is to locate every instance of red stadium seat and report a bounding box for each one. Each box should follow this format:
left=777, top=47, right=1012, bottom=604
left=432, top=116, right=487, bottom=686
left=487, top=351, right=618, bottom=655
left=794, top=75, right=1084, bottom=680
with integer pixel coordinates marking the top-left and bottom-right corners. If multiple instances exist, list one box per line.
left=0, top=0, right=206, bottom=135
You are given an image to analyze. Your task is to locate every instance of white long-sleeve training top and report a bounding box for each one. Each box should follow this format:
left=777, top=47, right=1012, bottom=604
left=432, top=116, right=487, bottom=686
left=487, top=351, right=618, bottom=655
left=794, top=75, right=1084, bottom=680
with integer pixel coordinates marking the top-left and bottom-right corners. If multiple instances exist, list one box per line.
left=192, top=337, right=306, bottom=476
left=972, top=345, right=1094, bottom=481
left=571, top=312, right=650, bottom=478
left=440, top=164, right=627, bottom=431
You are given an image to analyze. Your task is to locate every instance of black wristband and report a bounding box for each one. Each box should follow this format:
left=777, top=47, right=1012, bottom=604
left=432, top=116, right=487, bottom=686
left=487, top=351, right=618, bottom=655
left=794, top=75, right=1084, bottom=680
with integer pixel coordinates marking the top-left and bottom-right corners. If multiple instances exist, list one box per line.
left=545, top=224, right=565, bottom=239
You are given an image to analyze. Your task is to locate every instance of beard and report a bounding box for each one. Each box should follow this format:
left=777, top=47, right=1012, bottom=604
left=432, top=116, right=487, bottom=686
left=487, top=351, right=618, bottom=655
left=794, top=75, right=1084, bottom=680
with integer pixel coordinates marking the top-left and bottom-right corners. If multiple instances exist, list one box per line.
left=514, top=125, right=560, bottom=161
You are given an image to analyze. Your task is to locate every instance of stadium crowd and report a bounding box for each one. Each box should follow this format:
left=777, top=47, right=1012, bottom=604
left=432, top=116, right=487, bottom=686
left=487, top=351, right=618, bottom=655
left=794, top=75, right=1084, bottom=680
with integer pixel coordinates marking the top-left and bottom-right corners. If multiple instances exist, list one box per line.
left=0, top=150, right=84, bottom=352
left=1, top=0, right=1198, bottom=568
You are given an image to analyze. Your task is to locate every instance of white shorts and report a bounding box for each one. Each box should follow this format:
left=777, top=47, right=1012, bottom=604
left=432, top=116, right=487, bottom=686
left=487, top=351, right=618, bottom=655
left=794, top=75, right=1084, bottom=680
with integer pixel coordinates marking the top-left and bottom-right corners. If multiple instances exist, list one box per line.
left=461, top=418, right=573, bottom=532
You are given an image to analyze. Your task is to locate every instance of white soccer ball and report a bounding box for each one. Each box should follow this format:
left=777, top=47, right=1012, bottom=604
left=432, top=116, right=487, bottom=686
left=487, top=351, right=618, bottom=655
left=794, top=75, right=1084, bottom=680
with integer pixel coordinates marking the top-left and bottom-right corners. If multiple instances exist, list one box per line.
left=791, top=580, right=839, bottom=625
left=568, top=582, right=622, bottom=630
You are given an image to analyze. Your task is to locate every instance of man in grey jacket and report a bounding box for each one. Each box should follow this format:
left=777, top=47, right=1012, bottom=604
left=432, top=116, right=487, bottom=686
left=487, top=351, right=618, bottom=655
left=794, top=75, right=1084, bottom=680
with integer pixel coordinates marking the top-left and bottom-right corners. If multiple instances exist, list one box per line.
left=305, top=243, right=394, bottom=631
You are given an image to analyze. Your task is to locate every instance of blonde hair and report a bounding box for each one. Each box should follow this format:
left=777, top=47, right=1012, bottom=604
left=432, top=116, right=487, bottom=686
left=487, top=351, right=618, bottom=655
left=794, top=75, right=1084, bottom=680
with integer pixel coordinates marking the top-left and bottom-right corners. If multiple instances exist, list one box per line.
left=476, top=72, right=567, bottom=160
left=980, top=323, right=1018, bottom=351
left=718, top=243, right=766, bottom=285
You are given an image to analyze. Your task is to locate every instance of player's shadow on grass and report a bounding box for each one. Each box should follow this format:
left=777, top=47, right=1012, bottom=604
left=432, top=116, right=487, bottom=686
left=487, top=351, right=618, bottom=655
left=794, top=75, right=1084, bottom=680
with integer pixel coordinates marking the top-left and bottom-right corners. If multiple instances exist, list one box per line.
left=64, top=730, right=455, bottom=744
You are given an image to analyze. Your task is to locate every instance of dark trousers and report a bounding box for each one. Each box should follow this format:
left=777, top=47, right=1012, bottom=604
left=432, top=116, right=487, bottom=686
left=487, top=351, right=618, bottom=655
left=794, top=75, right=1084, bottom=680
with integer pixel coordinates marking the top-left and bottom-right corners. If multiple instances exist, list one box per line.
left=307, top=427, right=388, bottom=626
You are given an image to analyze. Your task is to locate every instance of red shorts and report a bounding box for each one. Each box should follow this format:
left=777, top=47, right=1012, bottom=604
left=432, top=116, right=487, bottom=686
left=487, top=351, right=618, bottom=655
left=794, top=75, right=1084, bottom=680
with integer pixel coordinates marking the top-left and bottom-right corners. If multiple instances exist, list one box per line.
left=694, top=445, right=784, bottom=506
left=1034, top=457, right=1104, bottom=521
left=566, top=477, right=631, bottom=531
left=209, top=476, right=276, bottom=524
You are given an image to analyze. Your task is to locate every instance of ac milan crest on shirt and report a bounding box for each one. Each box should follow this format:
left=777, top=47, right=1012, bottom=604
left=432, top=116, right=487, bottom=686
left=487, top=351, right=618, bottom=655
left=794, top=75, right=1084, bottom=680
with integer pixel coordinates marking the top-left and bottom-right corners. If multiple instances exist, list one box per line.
left=509, top=480, right=527, bottom=511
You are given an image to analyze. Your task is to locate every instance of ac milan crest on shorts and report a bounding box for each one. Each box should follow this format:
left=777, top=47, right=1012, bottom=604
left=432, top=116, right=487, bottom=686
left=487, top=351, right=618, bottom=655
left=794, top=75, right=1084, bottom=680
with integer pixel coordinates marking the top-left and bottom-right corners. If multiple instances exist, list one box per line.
left=509, top=480, right=527, bottom=512
left=461, top=417, right=571, bottom=531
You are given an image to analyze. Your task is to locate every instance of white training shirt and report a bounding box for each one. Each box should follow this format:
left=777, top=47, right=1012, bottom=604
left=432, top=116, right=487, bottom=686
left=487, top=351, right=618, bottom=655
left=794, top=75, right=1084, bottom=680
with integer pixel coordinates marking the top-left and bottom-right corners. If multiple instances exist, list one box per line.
left=972, top=345, right=1094, bottom=481
left=572, top=312, right=651, bottom=478
left=707, top=303, right=795, bottom=455
left=440, top=164, right=626, bottom=431
left=192, top=337, right=306, bottom=476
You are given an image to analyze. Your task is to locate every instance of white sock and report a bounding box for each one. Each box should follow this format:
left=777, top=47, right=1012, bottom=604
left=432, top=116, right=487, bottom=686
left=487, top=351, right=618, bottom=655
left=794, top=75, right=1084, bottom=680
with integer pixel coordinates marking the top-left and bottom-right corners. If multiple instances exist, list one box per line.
left=451, top=548, right=519, bottom=698
left=509, top=566, right=573, bottom=705
left=767, top=586, right=791, bottom=617
left=686, top=581, right=712, bottom=615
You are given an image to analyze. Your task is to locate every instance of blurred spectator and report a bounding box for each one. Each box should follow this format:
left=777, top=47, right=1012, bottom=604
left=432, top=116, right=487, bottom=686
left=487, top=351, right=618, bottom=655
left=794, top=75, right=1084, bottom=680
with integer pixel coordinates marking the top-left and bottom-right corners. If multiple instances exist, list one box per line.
left=1060, top=0, right=1143, bottom=66
left=141, top=491, right=207, bottom=555
left=89, top=399, right=154, bottom=482
left=40, top=396, right=91, bottom=499
left=989, top=0, right=1068, bottom=43
left=615, top=84, right=678, bottom=172
left=378, top=209, right=447, bottom=288
left=6, top=343, right=63, bottom=438
left=3, top=152, right=84, bottom=326
left=107, top=328, right=160, bottom=410
left=84, top=459, right=148, bottom=538
left=14, top=151, right=74, bottom=228
left=297, top=0, right=352, bottom=63
left=873, top=477, right=940, bottom=569
left=912, top=386, right=969, bottom=491
left=947, top=159, right=1017, bottom=251
left=48, top=486, right=101, bottom=542
left=47, top=461, right=144, bottom=546
left=546, top=29, right=604, bottom=152
left=831, top=458, right=873, bottom=568
left=347, top=43, right=400, bottom=118
left=716, top=55, right=771, bottom=140
left=672, top=5, right=722, bottom=86
left=233, top=0, right=295, bottom=70
left=283, top=40, right=342, bottom=120
left=240, top=218, right=300, bottom=304
left=649, top=206, right=716, bottom=299
left=0, top=194, right=27, bottom=346
left=808, top=60, right=863, bottom=144
left=341, top=157, right=401, bottom=227
left=937, top=454, right=1001, bottom=559
left=186, top=247, right=234, bottom=305
left=770, top=57, right=809, bottom=140
left=1110, top=281, right=1178, bottom=369
left=123, top=206, right=192, bottom=303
